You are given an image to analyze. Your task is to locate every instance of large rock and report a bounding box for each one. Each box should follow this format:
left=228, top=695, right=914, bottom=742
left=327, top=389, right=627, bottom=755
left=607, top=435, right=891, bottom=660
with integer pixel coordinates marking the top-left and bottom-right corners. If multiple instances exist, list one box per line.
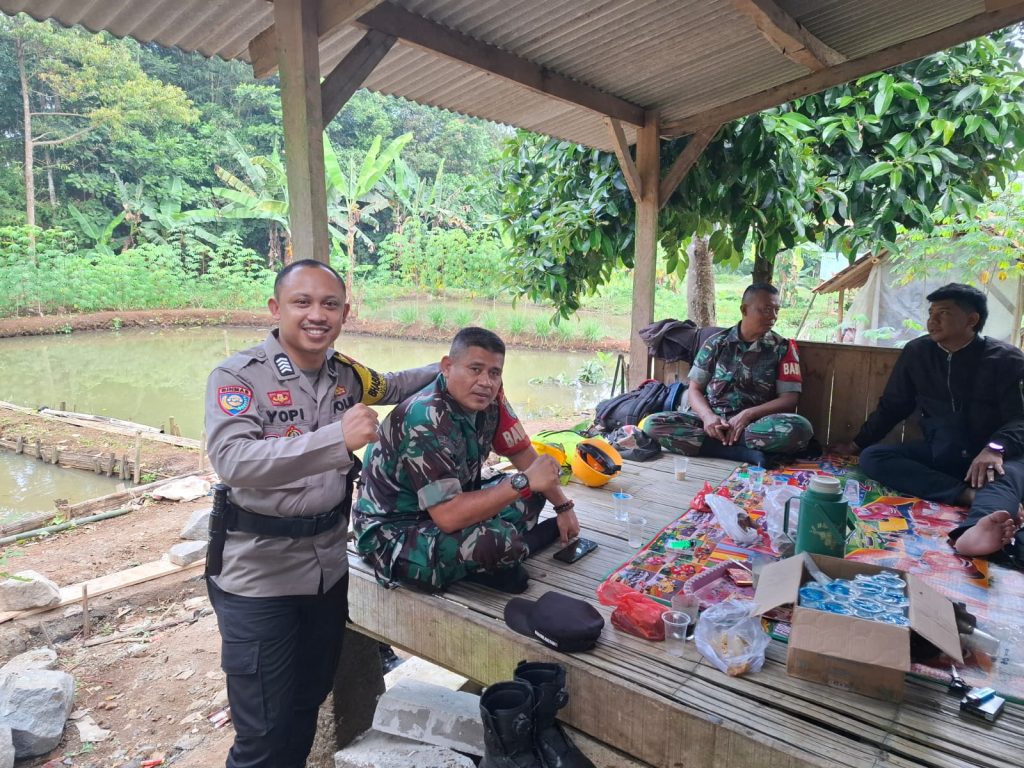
left=168, top=540, right=207, bottom=566
left=180, top=507, right=212, bottom=540
left=0, top=648, right=57, bottom=676
left=0, top=571, right=60, bottom=612
left=0, top=725, right=13, bottom=768
left=0, top=669, right=75, bottom=757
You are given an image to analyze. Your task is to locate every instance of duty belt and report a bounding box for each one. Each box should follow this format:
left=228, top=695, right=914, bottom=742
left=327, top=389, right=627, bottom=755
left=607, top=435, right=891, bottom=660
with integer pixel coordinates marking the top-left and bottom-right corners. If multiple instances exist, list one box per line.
left=225, top=499, right=346, bottom=538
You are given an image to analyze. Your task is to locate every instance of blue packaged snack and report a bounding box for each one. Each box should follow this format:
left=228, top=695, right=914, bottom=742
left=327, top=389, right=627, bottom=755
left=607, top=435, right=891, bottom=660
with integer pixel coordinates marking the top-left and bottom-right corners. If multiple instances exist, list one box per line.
left=824, top=579, right=853, bottom=597
left=799, top=585, right=828, bottom=604
left=821, top=600, right=852, bottom=615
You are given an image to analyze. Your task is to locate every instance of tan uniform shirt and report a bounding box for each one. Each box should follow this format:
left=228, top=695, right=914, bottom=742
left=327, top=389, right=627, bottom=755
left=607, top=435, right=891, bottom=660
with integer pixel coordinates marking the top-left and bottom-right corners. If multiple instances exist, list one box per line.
left=204, top=331, right=437, bottom=597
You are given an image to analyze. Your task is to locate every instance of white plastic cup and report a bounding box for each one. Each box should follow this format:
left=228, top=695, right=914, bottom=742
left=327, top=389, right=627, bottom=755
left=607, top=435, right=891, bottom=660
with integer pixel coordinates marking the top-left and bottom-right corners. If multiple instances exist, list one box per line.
left=843, top=478, right=861, bottom=506
left=748, top=466, right=766, bottom=492
left=662, top=610, right=691, bottom=656
left=626, top=514, right=647, bottom=548
left=612, top=491, right=632, bottom=522
left=674, top=456, right=689, bottom=480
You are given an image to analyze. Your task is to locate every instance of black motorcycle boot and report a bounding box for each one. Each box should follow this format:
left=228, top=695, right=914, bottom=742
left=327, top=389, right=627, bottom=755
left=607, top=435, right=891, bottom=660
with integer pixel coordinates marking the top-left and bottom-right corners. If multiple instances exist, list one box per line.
left=479, top=681, right=544, bottom=768
left=514, top=661, right=595, bottom=768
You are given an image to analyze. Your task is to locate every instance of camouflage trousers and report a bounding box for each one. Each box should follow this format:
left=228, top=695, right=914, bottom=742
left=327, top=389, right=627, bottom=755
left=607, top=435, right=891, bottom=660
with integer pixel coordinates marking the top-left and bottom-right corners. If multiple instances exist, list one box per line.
left=356, top=491, right=546, bottom=591
left=640, top=411, right=813, bottom=456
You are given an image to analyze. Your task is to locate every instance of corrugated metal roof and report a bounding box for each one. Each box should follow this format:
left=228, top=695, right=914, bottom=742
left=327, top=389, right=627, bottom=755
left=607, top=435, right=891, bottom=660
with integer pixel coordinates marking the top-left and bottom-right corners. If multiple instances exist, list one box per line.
left=1, top=0, right=1015, bottom=150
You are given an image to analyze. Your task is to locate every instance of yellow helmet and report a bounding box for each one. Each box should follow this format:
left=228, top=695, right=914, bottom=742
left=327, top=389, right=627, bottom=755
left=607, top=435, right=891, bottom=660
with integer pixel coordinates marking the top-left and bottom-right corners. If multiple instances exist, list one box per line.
left=570, top=438, right=623, bottom=487
left=531, top=439, right=567, bottom=467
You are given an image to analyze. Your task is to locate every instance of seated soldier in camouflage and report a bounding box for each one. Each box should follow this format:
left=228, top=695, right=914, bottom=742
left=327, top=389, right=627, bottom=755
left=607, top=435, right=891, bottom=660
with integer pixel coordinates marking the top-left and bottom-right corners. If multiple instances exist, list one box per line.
left=641, top=283, right=812, bottom=464
left=354, top=327, right=581, bottom=593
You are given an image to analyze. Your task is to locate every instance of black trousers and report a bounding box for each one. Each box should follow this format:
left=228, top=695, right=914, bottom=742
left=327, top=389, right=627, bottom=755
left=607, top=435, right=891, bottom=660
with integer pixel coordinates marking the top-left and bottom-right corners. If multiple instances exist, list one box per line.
left=207, top=573, right=349, bottom=768
left=859, top=441, right=1024, bottom=530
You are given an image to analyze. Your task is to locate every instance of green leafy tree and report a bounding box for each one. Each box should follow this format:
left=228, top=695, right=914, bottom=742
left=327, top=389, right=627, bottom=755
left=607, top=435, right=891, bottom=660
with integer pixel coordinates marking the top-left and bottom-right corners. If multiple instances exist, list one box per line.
left=324, top=133, right=412, bottom=310
left=497, top=31, right=1024, bottom=317
left=2, top=14, right=196, bottom=228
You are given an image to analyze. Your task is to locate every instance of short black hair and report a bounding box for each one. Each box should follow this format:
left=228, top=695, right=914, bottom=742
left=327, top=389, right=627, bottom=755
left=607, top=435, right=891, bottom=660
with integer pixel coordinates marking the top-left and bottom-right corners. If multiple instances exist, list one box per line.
left=450, top=327, right=506, bottom=358
left=927, top=282, right=988, bottom=332
left=742, top=283, right=779, bottom=303
left=274, top=259, right=346, bottom=297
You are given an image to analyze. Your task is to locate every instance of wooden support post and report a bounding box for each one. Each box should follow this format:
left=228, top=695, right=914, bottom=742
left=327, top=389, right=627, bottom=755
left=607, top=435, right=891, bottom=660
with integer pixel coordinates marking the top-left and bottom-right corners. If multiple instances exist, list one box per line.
left=628, top=112, right=660, bottom=388
left=837, top=287, right=846, bottom=325
left=60, top=400, right=66, bottom=411
left=51, top=448, right=60, bottom=466
left=120, top=454, right=129, bottom=481
left=81, top=585, right=91, bottom=640
left=133, top=432, right=142, bottom=485
left=15, top=436, right=23, bottom=454
left=275, top=0, right=330, bottom=264
left=168, top=417, right=181, bottom=438
left=106, top=453, right=116, bottom=477
left=35, top=439, right=42, bottom=459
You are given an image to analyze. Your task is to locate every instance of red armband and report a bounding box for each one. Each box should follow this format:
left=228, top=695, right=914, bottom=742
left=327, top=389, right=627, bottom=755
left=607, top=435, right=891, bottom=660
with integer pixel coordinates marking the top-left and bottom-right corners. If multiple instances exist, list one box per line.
left=777, top=339, right=802, bottom=384
left=491, top=389, right=531, bottom=455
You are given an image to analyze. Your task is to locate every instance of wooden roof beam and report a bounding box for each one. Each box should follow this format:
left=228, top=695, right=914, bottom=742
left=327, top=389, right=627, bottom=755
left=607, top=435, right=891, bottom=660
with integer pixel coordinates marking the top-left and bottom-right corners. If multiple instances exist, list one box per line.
left=250, top=0, right=383, bottom=79
left=356, top=2, right=646, bottom=126
left=663, top=2, right=1024, bottom=136
left=604, top=118, right=643, bottom=202
left=321, top=29, right=395, bottom=126
left=658, top=126, right=720, bottom=210
left=732, top=0, right=845, bottom=72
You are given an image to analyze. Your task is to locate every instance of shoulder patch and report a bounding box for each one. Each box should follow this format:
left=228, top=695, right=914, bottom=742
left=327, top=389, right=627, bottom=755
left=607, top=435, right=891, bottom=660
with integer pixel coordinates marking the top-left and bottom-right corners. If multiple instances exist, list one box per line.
left=218, top=385, right=253, bottom=416
left=333, top=352, right=388, bottom=405
left=284, top=425, right=303, bottom=437
left=274, top=353, right=295, bottom=377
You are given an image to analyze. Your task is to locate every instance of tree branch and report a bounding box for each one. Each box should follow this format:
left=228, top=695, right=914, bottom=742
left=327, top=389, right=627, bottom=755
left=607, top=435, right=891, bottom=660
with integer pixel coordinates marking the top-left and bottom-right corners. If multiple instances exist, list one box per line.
left=29, top=111, right=89, bottom=119
left=34, top=127, right=95, bottom=147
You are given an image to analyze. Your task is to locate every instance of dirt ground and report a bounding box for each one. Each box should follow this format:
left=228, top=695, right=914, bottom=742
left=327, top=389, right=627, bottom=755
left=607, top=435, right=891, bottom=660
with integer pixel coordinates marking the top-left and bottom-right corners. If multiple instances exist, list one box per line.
left=0, top=311, right=603, bottom=766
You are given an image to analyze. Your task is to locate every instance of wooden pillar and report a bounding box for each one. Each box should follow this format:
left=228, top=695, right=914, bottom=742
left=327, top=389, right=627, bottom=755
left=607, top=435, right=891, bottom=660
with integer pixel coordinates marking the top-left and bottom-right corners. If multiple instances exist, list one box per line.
left=629, top=111, right=660, bottom=387
left=275, top=0, right=330, bottom=264
left=837, top=287, right=845, bottom=325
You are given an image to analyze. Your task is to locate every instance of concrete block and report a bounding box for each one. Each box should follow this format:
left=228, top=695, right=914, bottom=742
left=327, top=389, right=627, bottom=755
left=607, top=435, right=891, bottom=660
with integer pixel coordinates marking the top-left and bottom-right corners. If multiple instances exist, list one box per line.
left=334, top=729, right=474, bottom=768
left=0, top=571, right=60, bottom=612
left=180, top=507, right=211, bottom=540
left=372, top=679, right=483, bottom=757
left=168, top=540, right=207, bottom=566
left=0, top=648, right=57, bottom=676
left=384, top=656, right=468, bottom=692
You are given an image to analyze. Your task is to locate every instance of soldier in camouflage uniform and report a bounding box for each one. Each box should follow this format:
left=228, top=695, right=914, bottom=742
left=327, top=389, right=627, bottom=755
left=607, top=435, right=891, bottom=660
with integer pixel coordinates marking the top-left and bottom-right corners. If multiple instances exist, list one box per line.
left=642, top=283, right=812, bottom=459
left=355, top=327, right=582, bottom=592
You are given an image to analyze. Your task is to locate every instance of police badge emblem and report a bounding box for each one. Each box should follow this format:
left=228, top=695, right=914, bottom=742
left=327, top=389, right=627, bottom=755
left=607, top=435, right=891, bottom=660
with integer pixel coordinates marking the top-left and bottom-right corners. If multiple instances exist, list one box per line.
left=218, top=385, right=253, bottom=416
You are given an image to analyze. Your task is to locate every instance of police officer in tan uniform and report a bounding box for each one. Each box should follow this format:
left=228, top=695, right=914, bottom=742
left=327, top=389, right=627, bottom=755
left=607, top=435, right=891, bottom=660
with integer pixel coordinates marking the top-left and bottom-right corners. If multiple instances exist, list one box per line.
left=204, top=259, right=437, bottom=768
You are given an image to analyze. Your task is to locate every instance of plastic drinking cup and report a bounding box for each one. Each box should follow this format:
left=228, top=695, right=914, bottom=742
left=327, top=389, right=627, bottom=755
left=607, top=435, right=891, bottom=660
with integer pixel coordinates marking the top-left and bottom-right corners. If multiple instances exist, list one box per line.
left=612, top=491, right=632, bottom=522
left=626, top=514, right=647, bottom=548
left=748, top=466, right=766, bottom=492
left=662, top=610, right=691, bottom=656
left=674, top=456, right=689, bottom=480
left=843, top=478, right=862, bottom=506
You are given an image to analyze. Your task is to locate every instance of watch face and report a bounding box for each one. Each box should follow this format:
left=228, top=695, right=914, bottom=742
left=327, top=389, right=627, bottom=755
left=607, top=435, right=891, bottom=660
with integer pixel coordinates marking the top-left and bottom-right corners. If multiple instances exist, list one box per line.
left=510, top=473, right=529, bottom=490
left=989, top=442, right=1005, bottom=453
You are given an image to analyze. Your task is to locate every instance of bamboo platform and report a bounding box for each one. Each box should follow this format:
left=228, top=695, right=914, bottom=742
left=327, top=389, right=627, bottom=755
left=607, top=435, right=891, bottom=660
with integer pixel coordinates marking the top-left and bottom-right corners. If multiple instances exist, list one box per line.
left=345, top=454, right=1023, bottom=768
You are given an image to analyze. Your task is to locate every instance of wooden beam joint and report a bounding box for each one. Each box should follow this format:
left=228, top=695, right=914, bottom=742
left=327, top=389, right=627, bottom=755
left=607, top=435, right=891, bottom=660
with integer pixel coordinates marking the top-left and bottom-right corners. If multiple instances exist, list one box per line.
left=321, top=29, right=396, bottom=126
left=604, top=118, right=642, bottom=203
left=658, top=125, right=720, bottom=210
left=732, top=0, right=845, bottom=72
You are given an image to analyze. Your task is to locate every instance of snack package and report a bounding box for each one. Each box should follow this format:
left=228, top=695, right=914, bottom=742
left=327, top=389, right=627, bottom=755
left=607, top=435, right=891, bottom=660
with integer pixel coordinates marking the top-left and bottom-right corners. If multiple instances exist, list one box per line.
left=693, top=598, right=770, bottom=677
left=705, top=494, right=760, bottom=546
left=691, top=481, right=730, bottom=513
left=596, top=581, right=666, bottom=641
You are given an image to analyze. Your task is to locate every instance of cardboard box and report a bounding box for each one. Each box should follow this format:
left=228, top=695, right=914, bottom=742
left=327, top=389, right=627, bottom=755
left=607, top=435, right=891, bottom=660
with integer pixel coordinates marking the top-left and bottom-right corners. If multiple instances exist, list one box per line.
left=753, top=553, right=962, bottom=701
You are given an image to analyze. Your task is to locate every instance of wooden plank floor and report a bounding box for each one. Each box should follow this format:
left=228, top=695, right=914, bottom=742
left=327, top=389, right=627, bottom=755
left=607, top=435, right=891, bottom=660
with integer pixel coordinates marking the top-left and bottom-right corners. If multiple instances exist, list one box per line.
left=346, top=454, right=1022, bottom=768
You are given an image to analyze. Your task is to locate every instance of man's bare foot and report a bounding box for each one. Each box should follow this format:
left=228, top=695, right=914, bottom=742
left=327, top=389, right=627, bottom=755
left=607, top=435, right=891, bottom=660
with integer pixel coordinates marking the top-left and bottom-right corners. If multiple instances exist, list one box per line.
left=953, top=510, right=1019, bottom=556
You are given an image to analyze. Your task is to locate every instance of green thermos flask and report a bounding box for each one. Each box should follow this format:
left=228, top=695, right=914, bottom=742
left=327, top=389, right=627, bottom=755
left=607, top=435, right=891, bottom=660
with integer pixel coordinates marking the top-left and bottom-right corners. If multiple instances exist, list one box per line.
left=782, top=475, right=849, bottom=558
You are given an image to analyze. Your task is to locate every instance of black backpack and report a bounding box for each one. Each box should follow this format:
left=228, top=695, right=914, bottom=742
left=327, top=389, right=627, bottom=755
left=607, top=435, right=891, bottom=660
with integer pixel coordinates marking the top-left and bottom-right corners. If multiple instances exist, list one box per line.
left=591, top=380, right=669, bottom=433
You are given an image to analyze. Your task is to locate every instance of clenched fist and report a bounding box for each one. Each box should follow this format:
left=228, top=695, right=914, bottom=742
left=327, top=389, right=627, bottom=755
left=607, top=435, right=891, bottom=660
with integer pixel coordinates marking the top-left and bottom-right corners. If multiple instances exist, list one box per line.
left=342, top=403, right=380, bottom=452
left=524, top=454, right=561, bottom=495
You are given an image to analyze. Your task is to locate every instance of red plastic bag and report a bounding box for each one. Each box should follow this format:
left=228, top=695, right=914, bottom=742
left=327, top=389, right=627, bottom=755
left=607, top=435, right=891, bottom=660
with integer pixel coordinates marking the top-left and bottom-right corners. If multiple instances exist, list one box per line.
left=691, top=481, right=730, bottom=513
left=596, top=581, right=665, bottom=641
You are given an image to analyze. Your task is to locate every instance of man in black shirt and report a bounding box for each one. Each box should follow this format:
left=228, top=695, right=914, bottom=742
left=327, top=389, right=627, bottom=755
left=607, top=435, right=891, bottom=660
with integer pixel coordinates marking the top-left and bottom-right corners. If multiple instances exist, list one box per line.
left=831, top=284, right=1024, bottom=560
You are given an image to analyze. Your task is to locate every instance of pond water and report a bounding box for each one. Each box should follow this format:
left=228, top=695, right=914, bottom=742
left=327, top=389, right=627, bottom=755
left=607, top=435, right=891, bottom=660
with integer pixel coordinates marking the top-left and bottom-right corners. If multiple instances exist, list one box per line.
left=0, top=327, right=610, bottom=520
left=2, top=451, right=126, bottom=526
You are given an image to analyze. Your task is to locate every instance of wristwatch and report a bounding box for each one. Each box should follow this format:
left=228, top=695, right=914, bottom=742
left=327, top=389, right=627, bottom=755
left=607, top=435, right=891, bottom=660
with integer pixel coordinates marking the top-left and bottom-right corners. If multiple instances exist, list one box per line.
left=509, top=472, right=532, bottom=499
left=987, top=441, right=1005, bottom=455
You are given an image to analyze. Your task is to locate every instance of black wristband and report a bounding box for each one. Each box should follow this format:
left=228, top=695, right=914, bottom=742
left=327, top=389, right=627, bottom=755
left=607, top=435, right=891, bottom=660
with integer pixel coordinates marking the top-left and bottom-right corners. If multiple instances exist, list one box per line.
left=553, top=500, right=575, bottom=515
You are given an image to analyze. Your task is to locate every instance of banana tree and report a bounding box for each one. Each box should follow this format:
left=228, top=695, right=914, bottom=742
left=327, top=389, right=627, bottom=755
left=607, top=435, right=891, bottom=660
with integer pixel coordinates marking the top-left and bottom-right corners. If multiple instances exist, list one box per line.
left=324, top=133, right=412, bottom=312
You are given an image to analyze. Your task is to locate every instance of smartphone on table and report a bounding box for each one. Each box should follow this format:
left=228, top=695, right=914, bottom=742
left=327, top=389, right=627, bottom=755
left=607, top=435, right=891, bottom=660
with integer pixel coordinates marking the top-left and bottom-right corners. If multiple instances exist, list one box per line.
left=553, top=537, right=598, bottom=564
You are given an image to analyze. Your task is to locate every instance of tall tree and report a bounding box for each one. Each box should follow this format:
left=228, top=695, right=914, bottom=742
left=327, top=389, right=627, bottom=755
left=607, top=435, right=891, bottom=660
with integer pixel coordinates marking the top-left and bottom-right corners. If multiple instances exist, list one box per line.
left=3, top=14, right=195, bottom=227
left=497, top=30, right=1024, bottom=317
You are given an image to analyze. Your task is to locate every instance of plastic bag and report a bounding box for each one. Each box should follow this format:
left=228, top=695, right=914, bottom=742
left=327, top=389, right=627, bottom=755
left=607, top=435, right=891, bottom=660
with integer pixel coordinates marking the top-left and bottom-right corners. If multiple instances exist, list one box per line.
left=762, top=485, right=802, bottom=555
left=694, top=598, right=770, bottom=677
left=596, top=581, right=665, bottom=641
left=705, top=494, right=759, bottom=546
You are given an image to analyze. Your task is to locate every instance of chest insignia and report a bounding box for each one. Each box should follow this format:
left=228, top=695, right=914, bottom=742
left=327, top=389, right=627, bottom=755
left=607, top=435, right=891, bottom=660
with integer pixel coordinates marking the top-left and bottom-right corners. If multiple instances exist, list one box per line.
left=267, top=390, right=293, bottom=406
